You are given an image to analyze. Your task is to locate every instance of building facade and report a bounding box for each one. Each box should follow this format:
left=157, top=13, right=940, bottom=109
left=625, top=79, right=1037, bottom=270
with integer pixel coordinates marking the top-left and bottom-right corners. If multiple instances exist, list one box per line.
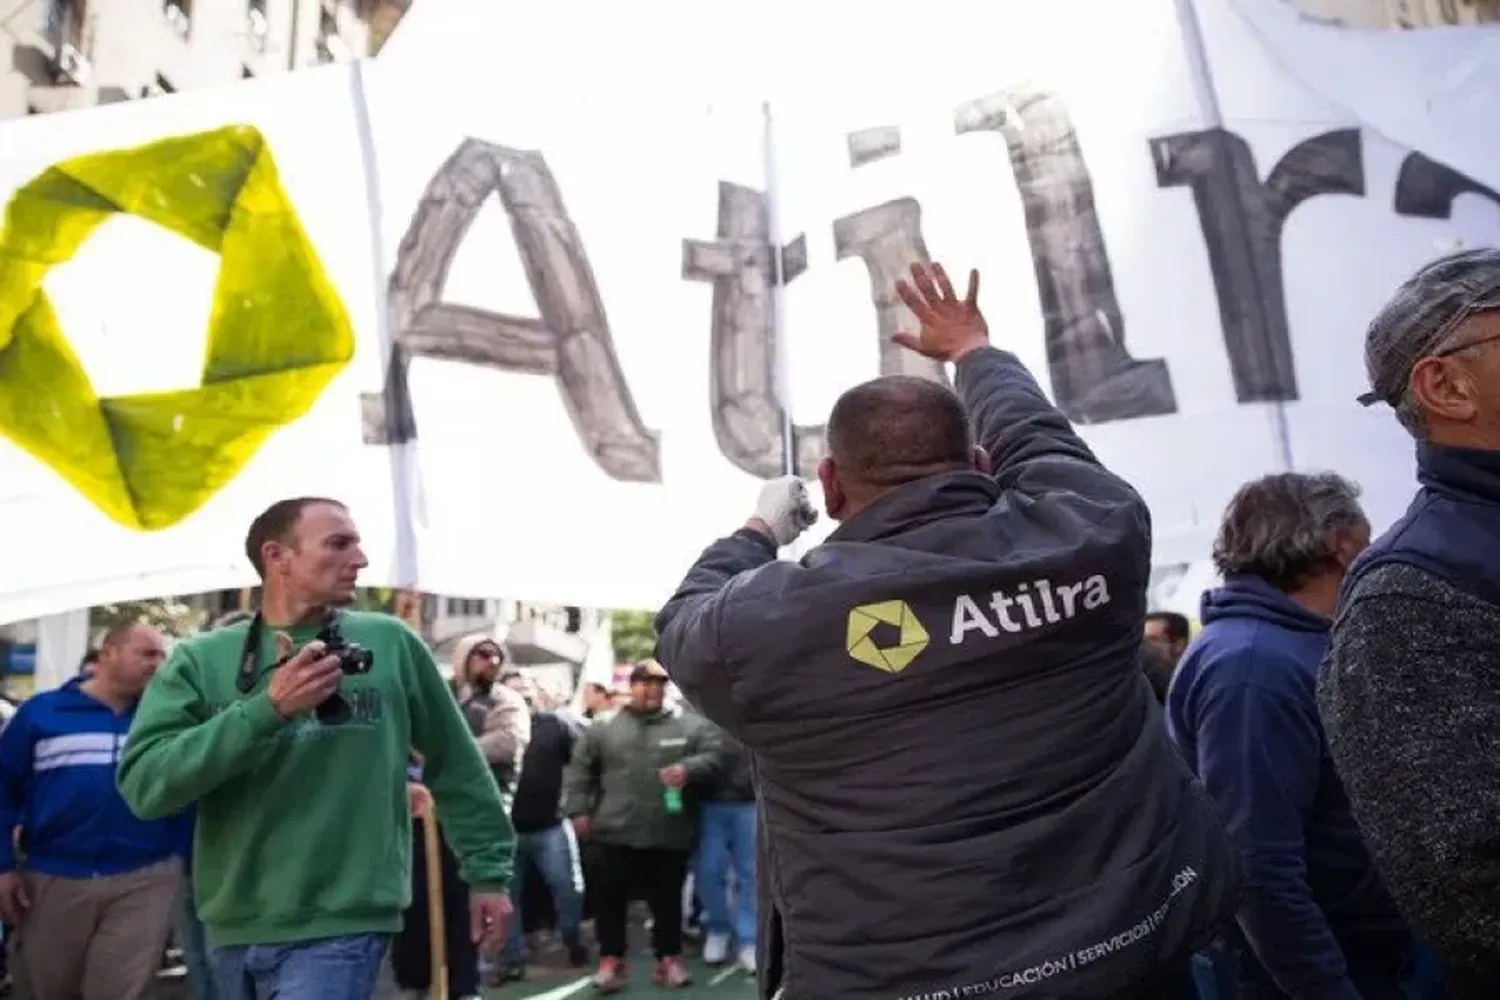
left=0, top=0, right=405, bottom=119
left=1292, top=0, right=1500, bottom=27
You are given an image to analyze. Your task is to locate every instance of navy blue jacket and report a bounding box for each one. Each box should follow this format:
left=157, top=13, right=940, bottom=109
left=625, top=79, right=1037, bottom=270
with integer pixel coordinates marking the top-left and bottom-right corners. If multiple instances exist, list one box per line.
left=657, top=347, right=1241, bottom=1000
left=1343, top=442, right=1500, bottom=607
left=1168, top=576, right=1403, bottom=999
left=0, top=678, right=190, bottom=878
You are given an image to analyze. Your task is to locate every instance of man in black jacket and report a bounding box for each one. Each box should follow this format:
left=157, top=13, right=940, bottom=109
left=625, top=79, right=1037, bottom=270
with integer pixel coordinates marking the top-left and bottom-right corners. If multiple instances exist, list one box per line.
left=655, top=263, right=1241, bottom=999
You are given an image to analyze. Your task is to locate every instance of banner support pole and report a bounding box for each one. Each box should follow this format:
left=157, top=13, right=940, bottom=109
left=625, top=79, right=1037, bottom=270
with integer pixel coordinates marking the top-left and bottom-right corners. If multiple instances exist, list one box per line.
left=762, top=99, right=797, bottom=481
left=1173, top=0, right=1295, bottom=470
left=350, top=59, right=423, bottom=587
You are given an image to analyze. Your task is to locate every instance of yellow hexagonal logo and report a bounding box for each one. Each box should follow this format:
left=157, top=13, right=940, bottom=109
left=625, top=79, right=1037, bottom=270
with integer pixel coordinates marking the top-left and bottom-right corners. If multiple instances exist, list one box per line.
left=0, top=124, right=354, bottom=531
left=846, top=600, right=930, bottom=674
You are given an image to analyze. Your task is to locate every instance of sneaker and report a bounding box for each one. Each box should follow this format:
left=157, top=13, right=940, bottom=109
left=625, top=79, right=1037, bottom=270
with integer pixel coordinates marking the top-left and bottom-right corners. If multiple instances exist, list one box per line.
left=502, top=962, right=527, bottom=982
left=652, top=956, right=692, bottom=989
left=737, top=945, right=757, bottom=973
left=593, top=957, right=628, bottom=993
left=702, top=932, right=730, bottom=965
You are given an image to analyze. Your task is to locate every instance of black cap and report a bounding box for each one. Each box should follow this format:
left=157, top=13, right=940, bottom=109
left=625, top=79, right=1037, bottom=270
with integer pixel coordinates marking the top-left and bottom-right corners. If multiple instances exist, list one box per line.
left=628, top=661, right=668, bottom=684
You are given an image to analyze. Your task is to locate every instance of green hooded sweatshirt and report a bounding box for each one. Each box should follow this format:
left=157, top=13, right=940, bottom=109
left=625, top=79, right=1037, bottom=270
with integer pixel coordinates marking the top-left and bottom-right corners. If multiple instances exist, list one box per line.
left=117, top=611, right=513, bottom=947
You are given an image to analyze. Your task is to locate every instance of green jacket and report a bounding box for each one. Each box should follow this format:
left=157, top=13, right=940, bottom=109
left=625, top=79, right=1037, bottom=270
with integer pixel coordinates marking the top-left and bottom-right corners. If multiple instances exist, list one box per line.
left=118, top=612, right=514, bottom=947
left=562, top=705, right=721, bottom=851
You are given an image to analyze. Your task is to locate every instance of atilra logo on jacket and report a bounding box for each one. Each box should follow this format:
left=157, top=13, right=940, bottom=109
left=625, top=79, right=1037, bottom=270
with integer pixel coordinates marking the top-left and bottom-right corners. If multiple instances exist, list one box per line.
left=949, top=575, right=1113, bottom=644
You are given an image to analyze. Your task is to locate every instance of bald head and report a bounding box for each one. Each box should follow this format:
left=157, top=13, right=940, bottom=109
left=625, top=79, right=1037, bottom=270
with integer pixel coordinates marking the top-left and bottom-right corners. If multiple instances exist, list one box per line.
left=821, top=376, right=976, bottom=518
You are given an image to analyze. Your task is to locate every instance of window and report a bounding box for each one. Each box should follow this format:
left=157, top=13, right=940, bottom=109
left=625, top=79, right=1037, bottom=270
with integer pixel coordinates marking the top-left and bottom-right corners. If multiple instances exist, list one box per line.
left=163, top=0, right=191, bottom=39
left=45, top=0, right=91, bottom=84
left=443, top=597, right=487, bottom=618
left=315, top=0, right=352, bottom=63
left=45, top=0, right=89, bottom=54
left=246, top=0, right=268, bottom=52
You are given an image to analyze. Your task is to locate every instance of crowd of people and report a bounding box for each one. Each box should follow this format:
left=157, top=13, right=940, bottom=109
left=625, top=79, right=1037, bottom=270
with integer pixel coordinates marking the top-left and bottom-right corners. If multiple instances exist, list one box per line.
left=0, top=496, right=761, bottom=1000
left=0, top=251, right=1495, bottom=1000
left=395, top=646, right=759, bottom=997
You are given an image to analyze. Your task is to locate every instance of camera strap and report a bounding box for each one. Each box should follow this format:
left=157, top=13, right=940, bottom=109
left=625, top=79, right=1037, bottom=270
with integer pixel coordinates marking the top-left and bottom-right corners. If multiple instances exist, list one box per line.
left=236, top=611, right=263, bottom=695
left=235, top=608, right=347, bottom=695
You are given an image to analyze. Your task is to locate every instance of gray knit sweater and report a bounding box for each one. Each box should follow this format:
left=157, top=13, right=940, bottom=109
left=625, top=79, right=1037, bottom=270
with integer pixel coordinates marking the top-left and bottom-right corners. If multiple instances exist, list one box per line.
left=1317, top=563, right=1500, bottom=997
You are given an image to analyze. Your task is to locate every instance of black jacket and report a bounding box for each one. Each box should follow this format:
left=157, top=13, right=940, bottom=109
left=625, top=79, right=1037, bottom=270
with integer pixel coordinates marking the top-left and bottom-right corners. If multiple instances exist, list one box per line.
left=706, top=727, right=755, bottom=803
left=656, top=348, right=1242, bottom=1000
left=510, top=711, right=577, bottom=834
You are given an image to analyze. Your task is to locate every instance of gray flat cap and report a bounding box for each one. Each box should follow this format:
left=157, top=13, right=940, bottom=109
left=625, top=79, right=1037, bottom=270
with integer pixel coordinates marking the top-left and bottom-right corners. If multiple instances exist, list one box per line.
left=1360, top=247, right=1500, bottom=407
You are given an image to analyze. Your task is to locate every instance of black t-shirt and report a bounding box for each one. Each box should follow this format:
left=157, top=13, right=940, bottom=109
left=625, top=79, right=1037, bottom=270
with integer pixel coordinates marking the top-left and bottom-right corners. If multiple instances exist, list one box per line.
left=511, top=711, right=578, bottom=833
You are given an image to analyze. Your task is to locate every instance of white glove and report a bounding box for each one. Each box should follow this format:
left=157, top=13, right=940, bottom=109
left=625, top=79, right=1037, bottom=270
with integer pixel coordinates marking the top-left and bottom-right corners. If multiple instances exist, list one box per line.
left=754, top=475, right=819, bottom=547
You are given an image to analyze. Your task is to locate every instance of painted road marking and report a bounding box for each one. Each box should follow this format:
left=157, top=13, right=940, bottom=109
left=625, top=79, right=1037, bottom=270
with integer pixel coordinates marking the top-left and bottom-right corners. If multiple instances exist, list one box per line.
left=708, top=966, right=742, bottom=987
left=523, top=975, right=594, bottom=1000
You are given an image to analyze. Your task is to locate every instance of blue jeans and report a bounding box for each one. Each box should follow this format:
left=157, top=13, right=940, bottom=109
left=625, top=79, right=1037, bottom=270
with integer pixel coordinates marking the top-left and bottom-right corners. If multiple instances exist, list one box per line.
left=697, top=801, right=757, bottom=950
left=210, top=933, right=389, bottom=1000
left=1190, top=941, right=1236, bottom=1000
left=180, top=884, right=216, bottom=1000
left=505, top=821, right=584, bottom=963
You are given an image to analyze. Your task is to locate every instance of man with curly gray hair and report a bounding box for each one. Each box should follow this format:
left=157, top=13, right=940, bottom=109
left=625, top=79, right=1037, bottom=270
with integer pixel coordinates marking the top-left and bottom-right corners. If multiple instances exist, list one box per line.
left=1167, top=471, right=1416, bottom=1000
left=1319, top=247, right=1500, bottom=997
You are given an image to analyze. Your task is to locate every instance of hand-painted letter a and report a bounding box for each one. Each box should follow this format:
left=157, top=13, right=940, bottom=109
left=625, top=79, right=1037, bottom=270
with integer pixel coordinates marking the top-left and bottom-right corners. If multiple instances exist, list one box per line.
left=363, top=139, right=660, bottom=483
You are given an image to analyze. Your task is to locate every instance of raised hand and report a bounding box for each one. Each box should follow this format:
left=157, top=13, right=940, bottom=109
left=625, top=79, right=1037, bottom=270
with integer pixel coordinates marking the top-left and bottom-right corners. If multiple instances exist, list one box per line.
left=748, top=475, right=819, bottom=547
left=892, top=262, right=987, bottom=363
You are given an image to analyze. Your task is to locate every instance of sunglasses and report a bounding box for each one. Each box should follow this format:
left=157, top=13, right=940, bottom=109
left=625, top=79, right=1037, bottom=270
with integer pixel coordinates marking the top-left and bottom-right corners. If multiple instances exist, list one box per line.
left=1359, top=296, right=1500, bottom=406
left=1432, top=329, right=1500, bottom=359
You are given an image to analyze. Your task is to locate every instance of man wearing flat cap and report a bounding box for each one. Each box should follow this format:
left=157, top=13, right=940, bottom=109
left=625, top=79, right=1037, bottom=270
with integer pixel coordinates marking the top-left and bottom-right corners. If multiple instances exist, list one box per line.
left=1318, top=247, right=1500, bottom=997
left=561, top=661, right=721, bottom=991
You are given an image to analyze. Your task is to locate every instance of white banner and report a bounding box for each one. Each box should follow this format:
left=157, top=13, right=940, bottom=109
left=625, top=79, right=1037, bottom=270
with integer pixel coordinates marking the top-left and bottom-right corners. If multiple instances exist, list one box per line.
left=0, top=1, right=1497, bottom=622
left=358, top=74, right=771, bottom=607
left=0, top=66, right=399, bottom=623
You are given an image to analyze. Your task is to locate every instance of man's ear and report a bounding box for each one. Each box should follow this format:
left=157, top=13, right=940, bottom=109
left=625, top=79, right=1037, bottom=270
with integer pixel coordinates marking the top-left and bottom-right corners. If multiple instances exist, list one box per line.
left=1410, top=357, right=1479, bottom=424
left=972, top=446, right=992, bottom=475
left=817, top=456, right=845, bottom=521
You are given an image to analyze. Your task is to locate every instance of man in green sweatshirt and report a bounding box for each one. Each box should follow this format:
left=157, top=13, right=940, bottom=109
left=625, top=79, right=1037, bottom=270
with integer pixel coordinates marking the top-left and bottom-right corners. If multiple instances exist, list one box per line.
left=118, top=497, right=514, bottom=1000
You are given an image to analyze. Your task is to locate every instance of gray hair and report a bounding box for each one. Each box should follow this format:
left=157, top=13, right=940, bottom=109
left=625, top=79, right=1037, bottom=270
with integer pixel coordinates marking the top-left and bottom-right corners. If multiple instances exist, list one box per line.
left=1361, top=247, right=1500, bottom=434
left=1212, top=472, right=1366, bottom=592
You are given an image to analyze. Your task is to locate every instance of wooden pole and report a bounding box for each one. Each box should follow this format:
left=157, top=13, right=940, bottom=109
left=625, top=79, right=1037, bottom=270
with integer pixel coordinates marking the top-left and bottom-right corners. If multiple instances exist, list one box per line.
left=423, top=811, right=448, bottom=1000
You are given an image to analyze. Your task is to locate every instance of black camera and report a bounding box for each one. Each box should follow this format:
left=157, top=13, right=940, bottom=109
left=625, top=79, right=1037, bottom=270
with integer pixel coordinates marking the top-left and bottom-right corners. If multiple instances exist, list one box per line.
left=317, top=615, right=374, bottom=675
left=314, top=613, right=374, bottom=725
